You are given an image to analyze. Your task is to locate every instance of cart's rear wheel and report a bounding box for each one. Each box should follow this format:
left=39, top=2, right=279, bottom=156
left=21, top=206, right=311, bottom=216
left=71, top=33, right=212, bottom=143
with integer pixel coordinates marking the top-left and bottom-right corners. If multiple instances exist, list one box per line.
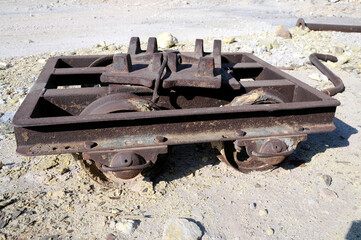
left=76, top=93, right=167, bottom=188
left=75, top=152, right=169, bottom=189
left=212, top=88, right=288, bottom=173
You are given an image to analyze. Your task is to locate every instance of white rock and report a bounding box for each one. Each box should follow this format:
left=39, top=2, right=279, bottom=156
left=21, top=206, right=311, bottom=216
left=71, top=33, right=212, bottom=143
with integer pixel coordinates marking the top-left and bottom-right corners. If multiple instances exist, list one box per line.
left=100, top=41, right=107, bottom=47
left=223, top=37, right=235, bottom=44
left=157, top=32, right=178, bottom=48
left=0, top=62, right=11, bottom=69
left=337, top=53, right=351, bottom=65
left=38, top=59, right=47, bottom=64
left=266, top=228, right=274, bottom=235
left=162, top=218, right=203, bottom=240
left=116, top=219, right=137, bottom=234
left=24, top=39, right=34, bottom=44
left=259, top=209, right=268, bottom=216
left=331, top=46, right=344, bottom=56
left=308, top=72, right=328, bottom=81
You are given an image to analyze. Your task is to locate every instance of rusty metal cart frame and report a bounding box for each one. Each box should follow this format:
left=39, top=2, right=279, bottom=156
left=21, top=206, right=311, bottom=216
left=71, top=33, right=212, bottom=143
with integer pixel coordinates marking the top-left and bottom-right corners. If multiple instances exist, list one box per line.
left=13, top=37, right=341, bottom=185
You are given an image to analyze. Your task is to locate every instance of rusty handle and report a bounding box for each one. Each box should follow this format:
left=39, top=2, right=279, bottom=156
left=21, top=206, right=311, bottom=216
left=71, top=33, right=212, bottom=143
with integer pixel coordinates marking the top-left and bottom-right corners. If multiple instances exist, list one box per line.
left=309, top=53, right=345, bottom=96
left=296, top=18, right=361, bottom=33
left=152, top=55, right=168, bottom=103
left=102, top=161, right=152, bottom=172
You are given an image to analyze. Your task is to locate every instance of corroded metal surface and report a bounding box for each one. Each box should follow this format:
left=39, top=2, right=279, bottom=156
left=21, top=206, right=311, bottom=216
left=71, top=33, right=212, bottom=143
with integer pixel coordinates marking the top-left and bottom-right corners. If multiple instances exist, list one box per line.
left=13, top=37, right=342, bottom=182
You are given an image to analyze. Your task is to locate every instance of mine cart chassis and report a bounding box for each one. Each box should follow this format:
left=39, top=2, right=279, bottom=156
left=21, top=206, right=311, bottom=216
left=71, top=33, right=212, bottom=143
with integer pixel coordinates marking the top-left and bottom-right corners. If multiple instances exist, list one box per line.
left=13, top=37, right=341, bottom=186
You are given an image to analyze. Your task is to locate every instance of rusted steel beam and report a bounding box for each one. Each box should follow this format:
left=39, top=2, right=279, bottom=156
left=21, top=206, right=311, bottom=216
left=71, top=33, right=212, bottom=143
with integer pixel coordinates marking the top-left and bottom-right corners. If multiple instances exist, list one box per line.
left=296, top=18, right=361, bottom=33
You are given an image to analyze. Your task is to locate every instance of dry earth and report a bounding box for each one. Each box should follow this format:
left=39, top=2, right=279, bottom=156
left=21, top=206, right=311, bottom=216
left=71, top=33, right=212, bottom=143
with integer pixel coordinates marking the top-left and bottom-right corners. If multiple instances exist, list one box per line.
left=0, top=0, right=361, bottom=239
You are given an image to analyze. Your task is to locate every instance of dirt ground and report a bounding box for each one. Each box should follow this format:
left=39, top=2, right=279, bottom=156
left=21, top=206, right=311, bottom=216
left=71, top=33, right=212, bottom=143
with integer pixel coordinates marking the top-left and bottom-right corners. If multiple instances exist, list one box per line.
left=0, top=0, right=361, bottom=239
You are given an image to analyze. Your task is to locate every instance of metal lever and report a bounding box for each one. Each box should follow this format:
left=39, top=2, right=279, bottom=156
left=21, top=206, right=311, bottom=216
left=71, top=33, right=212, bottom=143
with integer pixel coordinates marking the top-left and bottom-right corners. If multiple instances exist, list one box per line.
left=152, top=55, right=168, bottom=103
left=309, top=53, right=345, bottom=96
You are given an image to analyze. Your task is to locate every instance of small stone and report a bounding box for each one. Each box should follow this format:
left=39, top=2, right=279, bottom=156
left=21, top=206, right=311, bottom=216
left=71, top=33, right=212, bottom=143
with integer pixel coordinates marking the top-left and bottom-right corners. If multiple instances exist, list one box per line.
left=115, top=219, right=137, bottom=234
left=0, top=62, right=11, bottom=69
left=37, top=157, right=59, bottom=170
left=157, top=32, right=178, bottom=48
left=320, top=188, right=338, bottom=201
left=322, top=175, right=332, bottom=186
left=291, top=26, right=310, bottom=36
left=162, top=218, right=202, bottom=240
left=249, top=202, right=257, bottom=209
left=328, top=0, right=340, bottom=3
left=275, top=25, right=292, bottom=39
left=331, top=46, right=344, bottom=56
left=308, top=72, right=328, bottom=81
left=38, top=59, right=47, bottom=64
left=255, top=183, right=262, bottom=188
left=156, top=181, right=168, bottom=195
left=271, top=39, right=280, bottom=49
left=108, top=45, right=117, bottom=51
left=100, top=41, right=107, bottom=47
left=337, top=53, right=351, bottom=65
left=8, top=99, right=18, bottom=104
left=24, top=39, right=34, bottom=44
left=266, top=228, right=274, bottom=235
left=259, top=209, right=268, bottom=216
left=223, top=37, right=235, bottom=44
left=60, top=167, right=70, bottom=175
left=257, top=39, right=273, bottom=50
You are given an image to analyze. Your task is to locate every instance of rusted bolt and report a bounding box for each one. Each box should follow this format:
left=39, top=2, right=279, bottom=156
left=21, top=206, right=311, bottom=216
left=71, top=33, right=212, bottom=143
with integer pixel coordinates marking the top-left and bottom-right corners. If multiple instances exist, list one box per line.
left=84, top=141, right=97, bottom=149
left=297, top=127, right=310, bottom=132
left=236, top=130, right=246, bottom=137
left=154, top=136, right=167, bottom=143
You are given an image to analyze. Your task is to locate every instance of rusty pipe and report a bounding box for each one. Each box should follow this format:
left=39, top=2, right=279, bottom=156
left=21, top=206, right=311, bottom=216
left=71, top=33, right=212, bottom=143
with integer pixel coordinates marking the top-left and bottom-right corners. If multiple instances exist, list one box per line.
left=296, top=18, right=361, bottom=33
left=309, top=53, right=344, bottom=96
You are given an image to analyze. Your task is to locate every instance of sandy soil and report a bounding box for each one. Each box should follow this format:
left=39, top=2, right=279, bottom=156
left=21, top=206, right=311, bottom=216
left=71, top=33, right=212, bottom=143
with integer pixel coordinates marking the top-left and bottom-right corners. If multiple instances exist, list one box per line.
left=1, top=0, right=360, bottom=58
left=0, top=0, right=361, bottom=239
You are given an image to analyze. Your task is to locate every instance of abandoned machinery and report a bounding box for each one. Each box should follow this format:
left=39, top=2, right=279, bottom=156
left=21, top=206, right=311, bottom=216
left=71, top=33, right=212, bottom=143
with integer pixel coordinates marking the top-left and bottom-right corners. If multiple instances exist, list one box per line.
left=13, top=37, right=344, bottom=187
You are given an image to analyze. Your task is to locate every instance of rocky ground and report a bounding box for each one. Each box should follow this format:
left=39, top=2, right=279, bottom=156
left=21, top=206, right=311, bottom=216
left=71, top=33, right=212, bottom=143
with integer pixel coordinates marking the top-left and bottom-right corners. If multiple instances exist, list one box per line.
left=1, top=0, right=361, bottom=239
